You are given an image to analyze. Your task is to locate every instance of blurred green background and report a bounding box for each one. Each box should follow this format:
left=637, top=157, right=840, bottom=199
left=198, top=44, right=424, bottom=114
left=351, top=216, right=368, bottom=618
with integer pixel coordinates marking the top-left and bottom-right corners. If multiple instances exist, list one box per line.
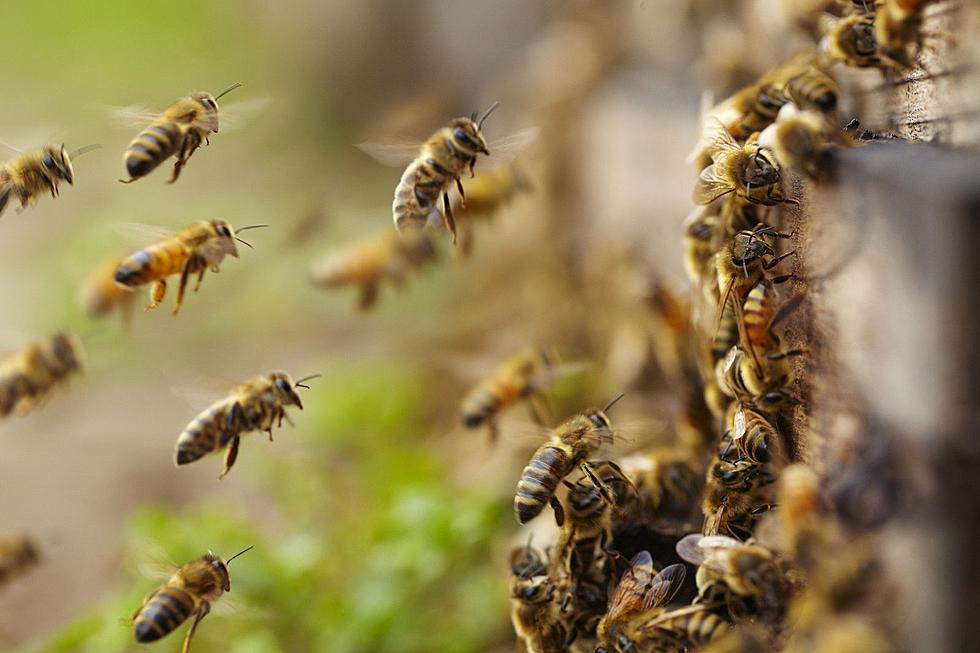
left=0, top=1, right=717, bottom=651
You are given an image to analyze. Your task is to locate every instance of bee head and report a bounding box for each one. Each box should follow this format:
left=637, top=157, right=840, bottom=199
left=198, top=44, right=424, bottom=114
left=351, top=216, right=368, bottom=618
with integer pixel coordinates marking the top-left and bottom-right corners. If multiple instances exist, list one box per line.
left=731, top=230, right=773, bottom=266
left=450, top=118, right=490, bottom=156
left=270, top=371, right=320, bottom=410
left=512, top=576, right=551, bottom=602
left=203, top=552, right=232, bottom=592
left=848, top=20, right=878, bottom=59
left=743, top=149, right=779, bottom=188
left=209, top=219, right=240, bottom=258
left=41, top=145, right=74, bottom=185
left=192, top=92, right=221, bottom=133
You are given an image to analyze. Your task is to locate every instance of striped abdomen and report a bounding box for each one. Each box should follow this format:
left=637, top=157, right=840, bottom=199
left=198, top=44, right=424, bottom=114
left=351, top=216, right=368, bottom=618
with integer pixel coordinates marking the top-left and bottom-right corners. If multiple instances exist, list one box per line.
left=730, top=84, right=786, bottom=140
left=460, top=376, right=525, bottom=428
left=711, top=302, right=739, bottom=364
left=133, top=587, right=194, bottom=642
left=124, top=120, right=184, bottom=180
left=666, top=610, right=728, bottom=648
left=114, top=240, right=189, bottom=287
left=742, top=280, right=777, bottom=352
left=175, top=399, right=236, bottom=465
left=514, top=444, right=571, bottom=524
left=737, top=409, right=780, bottom=464
left=393, top=160, right=448, bottom=231
left=785, top=70, right=838, bottom=112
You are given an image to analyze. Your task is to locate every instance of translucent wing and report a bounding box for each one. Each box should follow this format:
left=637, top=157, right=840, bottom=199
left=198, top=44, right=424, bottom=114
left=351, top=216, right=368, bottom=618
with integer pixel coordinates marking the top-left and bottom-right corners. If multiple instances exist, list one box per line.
left=604, top=550, right=659, bottom=625
left=733, top=405, right=748, bottom=441
left=702, top=117, right=741, bottom=161
left=217, top=96, right=272, bottom=132
left=643, top=563, right=687, bottom=610
left=485, top=126, right=539, bottom=161
left=113, top=222, right=177, bottom=247
left=110, top=105, right=164, bottom=127
left=693, top=164, right=735, bottom=205
left=355, top=140, right=422, bottom=167
left=675, top=533, right=739, bottom=566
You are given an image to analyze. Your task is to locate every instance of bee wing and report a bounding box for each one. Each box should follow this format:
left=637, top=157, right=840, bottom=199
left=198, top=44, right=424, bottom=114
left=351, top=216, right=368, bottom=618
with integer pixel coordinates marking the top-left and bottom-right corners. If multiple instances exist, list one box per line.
left=113, top=222, right=178, bottom=247
left=110, top=105, right=164, bottom=127
left=484, top=126, right=540, bottom=162
left=643, top=563, right=687, bottom=610
left=693, top=164, right=735, bottom=205
left=733, top=405, right=747, bottom=440
left=604, top=550, right=659, bottom=624
left=215, top=96, right=272, bottom=132
left=675, top=533, right=740, bottom=566
left=354, top=140, right=423, bottom=167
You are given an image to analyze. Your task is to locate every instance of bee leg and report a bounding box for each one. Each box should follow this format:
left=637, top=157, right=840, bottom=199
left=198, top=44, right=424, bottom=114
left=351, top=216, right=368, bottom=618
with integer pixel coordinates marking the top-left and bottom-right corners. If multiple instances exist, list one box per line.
left=147, top=280, right=167, bottom=311
left=181, top=601, right=210, bottom=653
left=762, top=250, right=797, bottom=271
left=218, top=436, right=240, bottom=480
left=359, top=283, right=379, bottom=311
left=580, top=462, right=618, bottom=507
left=454, top=176, right=466, bottom=208
left=441, top=193, right=458, bottom=244
left=175, top=257, right=200, bottom=316
left=485, top=418, right=499, bottom=445
left=193, top=267, right=206, bottom=292
left=549, top=495, right=565, bottom=527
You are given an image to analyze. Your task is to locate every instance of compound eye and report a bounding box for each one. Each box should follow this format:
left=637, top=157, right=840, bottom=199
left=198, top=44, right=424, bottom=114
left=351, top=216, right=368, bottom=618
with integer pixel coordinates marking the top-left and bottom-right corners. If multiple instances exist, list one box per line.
left=42, top=154, right=55, bottom=168
left=217, top=225, right=232, bottom=238
left=275, top=379, right=291, bottom=394
left=589, top=414, right=607, bottom=428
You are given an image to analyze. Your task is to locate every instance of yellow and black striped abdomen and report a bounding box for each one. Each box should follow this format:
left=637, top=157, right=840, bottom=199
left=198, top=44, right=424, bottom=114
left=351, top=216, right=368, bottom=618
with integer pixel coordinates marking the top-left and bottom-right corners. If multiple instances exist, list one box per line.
left=514, top=444, right=570, bottom=523
left=124, top=120, right=183, bottom=180
left=393, top=160, right=447, bottom=232
left=175, top=400, right=235, bottom=465
left=133, top=587, right=195, bottom=642
left=743, top=281, right=776, bottom=351
left=114, top=240, right=188, bottom=287
left=460, top=377, right=523, bottom=428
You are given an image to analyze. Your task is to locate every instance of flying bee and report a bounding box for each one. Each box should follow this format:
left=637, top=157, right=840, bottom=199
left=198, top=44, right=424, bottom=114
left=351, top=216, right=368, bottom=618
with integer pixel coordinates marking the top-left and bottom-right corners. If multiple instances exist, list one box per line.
left=118, top=83, right=242, bottom=184
left=357, top=104, right=537, bottom=244
left=730, top=404, right=788, bottom=466
left=758, top=104, right=836, bottom=179
left=676, top=534, right=787, bottom=624
left=513, top=395, right=632, bottom=525
left=175, top=371, right=319, bottom=479
left=509, top=543, right=570, bottom=653
left=594, top=552, right=687, bottom=653
left=0, top=332, right=84, bottom=418
left=0, top=534, right=40, bottom=589
left=460, top=347, right=560, bottom=444
left=702, top=458, right=773, bottom=536
left=113, top=219, right=266, bottom=315
left=694, top=119, right=787, bottom=207
left=0, top=143, right=99, bottom=217
left=309, top=230, right=438, bottom=311
left=822, top=14, right=882, bottom=67
left=79, top=254, right=137, bottom=327
left=132, top=546, right=252, bottom=653
left=875, top=0, right=931, bottom=68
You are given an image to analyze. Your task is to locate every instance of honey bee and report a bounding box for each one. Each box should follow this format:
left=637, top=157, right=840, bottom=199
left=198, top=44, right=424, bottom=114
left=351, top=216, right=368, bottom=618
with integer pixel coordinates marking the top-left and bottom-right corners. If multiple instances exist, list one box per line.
left=780, top=63, right=840, bottom=115
left=0, top=534, right=40, bottom=589
left=391, top=103, right=498, bottom=243
left=702, top=458, right=773, bottom=536
left=79, top=255, right=137, bottom=326
left=730, top=404, right=788, bottom=466
left=822, top=14, right=882, bottom=67
left=619, top=448, right=704, bottom=533
left=682, top=207, right=722, bottom=289
left=717, top=344, right=803, bottom=412
left=509, top=544, right=570, bottom=653
left=175, top=371, right=319, bottom=479
left=630, top=603, right=730, bottom=651
left=694, top=120, right=787, bottom=207
left=0, top=332, right=84, bottom=418
left=676, top=534, right=787, bottom=624
left=114, top=219, right=266, bottom=315
left=594, top=552, right=687, bottom=653
left=118, top=83, right=242, bottom=184
left=513, top=395, right=630, bottom=524
left=309, top=230, right=438, bottom=311
left=0, top=143, right=98, bottom=217
left=460, top=347, right=558, bottom=444
left=758, top=104, right=835, bottom=179
left=132, top=546, right=252, bottom=653
left=875, top=0, right=931, bottom=68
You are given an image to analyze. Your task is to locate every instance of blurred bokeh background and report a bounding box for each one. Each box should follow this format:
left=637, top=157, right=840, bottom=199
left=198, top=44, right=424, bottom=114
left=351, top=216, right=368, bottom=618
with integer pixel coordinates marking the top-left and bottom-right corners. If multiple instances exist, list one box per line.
left=2, top=1, right=973, bottom=652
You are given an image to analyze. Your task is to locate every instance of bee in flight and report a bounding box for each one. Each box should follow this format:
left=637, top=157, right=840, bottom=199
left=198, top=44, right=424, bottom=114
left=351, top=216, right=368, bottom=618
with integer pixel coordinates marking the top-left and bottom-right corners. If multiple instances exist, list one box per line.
left=118, top=83, right=242, bottom=184
left=309, top=230, right=438, bottom=310
left=0, top=143, right=99, bottom=217
left=113, top=219, right=266, bottom=315
left=357, top=104, right=537, bottom=243
left=459, top=347, right=560, bottom=444
left=0, top=332, right=84, bottom=419
left=0, top=534, right=40, bottom=589
left=513, top=395, right=633, bottom=524
left=132, top=546, right=252, bottom=653
left=175, top=371, right=319, bottom=479
left=79, top=254, right=138, bottom=328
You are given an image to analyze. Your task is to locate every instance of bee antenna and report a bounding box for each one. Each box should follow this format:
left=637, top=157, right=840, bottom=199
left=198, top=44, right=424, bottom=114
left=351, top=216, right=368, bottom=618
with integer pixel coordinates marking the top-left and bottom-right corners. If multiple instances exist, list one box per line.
left=602, top=393, right=626, bottom=413
left=294, top=373, right=322, bottom=389
left=477, top=101, right=500, bottom=129
left=214, top=82, right=243, bottom=101
left=68, top=144, right=101, bottom=159
left=235, top=237, right=253, bottom=249
left=225, top=545, right=254, bottom=564
left=235, top=224, right=269, bottom=233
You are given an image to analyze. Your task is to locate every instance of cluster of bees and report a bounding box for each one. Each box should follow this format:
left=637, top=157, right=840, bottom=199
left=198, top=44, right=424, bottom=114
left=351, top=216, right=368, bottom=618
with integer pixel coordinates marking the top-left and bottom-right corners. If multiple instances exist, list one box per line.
left=497, top=1, right=939, bottom=652
left=0, top=0, right=939, bottom=651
